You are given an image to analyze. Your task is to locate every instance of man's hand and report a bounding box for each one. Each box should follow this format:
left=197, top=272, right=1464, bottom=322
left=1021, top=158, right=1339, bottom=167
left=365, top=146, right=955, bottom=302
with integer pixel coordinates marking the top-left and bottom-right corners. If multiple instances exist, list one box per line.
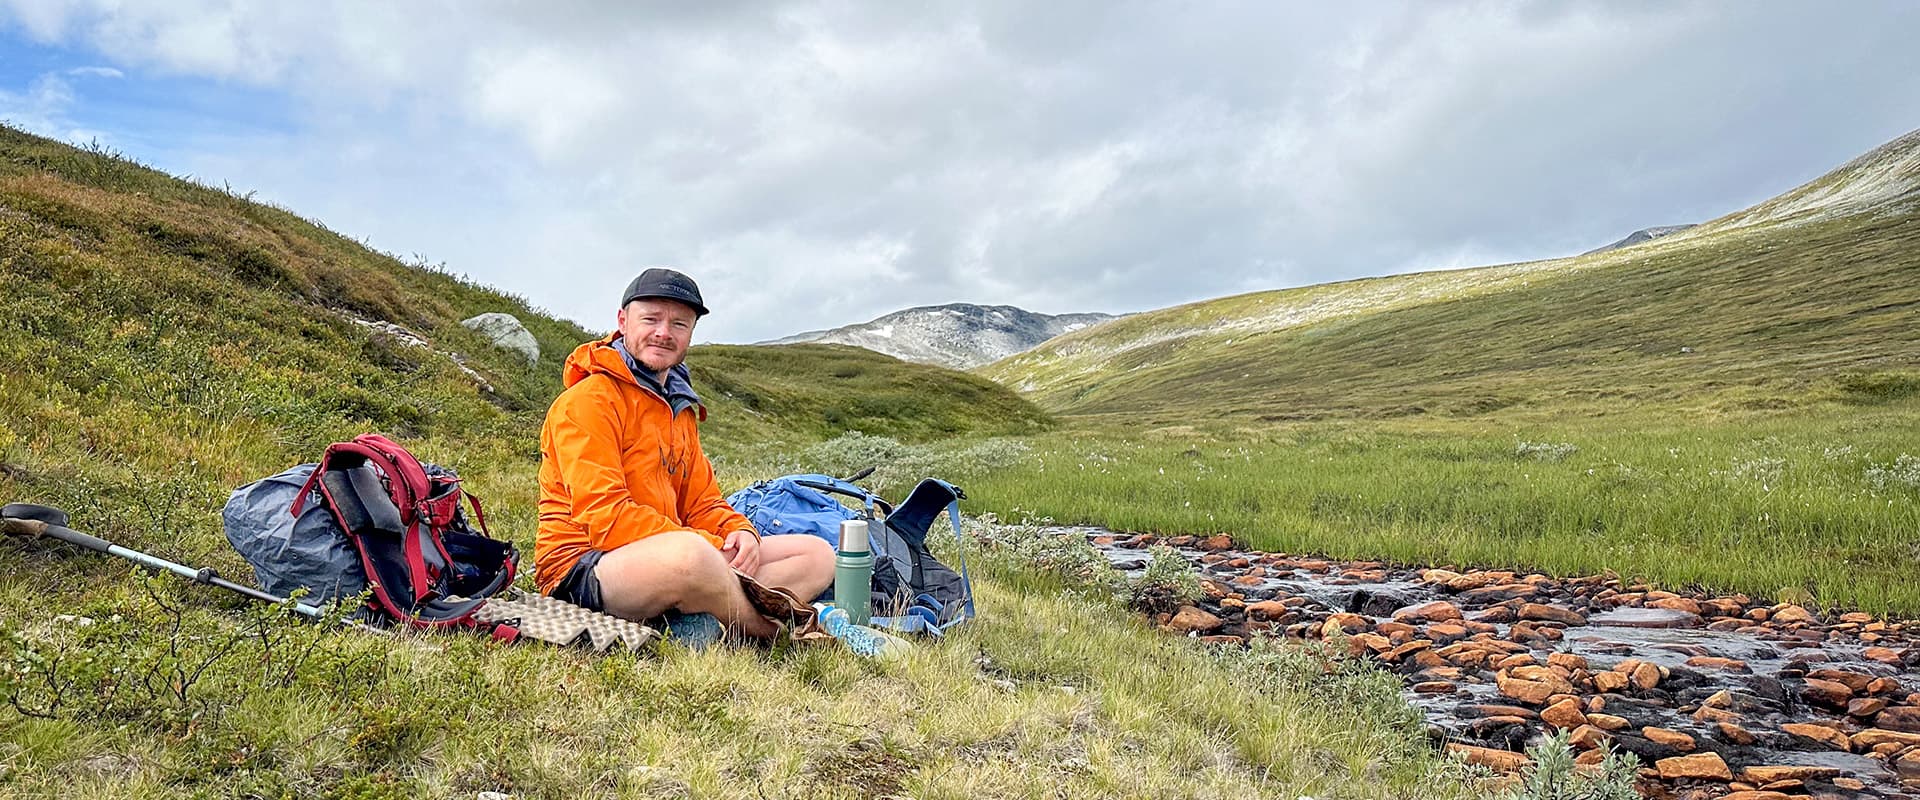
left=721, top=529, right=761, bottom=575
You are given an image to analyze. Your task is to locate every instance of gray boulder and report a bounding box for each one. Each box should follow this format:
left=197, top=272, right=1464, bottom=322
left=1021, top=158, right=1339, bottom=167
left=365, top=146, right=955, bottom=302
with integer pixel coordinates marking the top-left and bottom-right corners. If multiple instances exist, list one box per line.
left=461, top=312, right=539, bottom=365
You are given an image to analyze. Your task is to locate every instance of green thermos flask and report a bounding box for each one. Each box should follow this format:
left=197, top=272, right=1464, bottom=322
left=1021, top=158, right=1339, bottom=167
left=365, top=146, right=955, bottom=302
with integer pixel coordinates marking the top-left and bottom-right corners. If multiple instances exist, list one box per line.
left=835, top=519, right=874, bottom=627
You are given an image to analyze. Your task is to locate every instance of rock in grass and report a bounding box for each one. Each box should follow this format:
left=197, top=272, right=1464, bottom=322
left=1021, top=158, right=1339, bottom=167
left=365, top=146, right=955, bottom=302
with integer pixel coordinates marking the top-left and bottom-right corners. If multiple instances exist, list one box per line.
left=1446, top=743, right=1530, bottom=773
left=1163, top=606, right=1223, bottom=634
left=462, top=312, right=540, bottom=364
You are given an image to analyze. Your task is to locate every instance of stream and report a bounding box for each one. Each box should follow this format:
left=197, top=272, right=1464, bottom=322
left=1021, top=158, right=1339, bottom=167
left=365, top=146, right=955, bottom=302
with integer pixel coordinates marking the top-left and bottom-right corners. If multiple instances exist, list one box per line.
left=1069, top=527, right=1920, bottom=799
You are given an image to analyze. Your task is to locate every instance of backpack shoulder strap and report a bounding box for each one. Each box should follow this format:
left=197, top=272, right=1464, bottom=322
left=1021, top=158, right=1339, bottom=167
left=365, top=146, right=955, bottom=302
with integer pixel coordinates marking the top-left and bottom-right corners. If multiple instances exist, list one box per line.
left=943, top=500, right=975, bottom=624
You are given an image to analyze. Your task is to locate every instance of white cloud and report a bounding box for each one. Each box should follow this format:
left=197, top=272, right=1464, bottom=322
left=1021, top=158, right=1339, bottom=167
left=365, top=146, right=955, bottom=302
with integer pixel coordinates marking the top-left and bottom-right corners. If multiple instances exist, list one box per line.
left=2, top=1, right=1919, bottom=343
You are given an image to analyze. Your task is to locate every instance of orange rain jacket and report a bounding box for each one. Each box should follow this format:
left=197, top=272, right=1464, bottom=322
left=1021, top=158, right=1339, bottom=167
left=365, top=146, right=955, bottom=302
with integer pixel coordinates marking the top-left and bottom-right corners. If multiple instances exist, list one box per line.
left=534, top=334, right=752, bottom=593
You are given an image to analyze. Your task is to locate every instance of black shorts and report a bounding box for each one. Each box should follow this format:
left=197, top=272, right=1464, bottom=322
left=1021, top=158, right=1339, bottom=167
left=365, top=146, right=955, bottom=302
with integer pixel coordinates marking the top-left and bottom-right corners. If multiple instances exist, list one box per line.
left=551, top=549, right=607, bottom=612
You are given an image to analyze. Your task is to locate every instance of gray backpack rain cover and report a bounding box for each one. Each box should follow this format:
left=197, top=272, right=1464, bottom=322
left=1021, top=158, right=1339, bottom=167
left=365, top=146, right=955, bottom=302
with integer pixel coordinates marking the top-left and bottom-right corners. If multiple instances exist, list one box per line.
left=222, top=463, right=367, bottom=603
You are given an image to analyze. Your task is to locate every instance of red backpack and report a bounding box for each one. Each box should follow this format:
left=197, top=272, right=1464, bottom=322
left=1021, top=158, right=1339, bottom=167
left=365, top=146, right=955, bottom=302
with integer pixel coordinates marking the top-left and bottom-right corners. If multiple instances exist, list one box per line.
left=290, top=434, right=518, bottom=628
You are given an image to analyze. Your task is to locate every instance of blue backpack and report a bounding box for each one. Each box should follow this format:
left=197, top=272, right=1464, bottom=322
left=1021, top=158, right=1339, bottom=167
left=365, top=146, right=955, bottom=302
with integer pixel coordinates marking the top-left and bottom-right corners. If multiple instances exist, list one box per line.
left=728, top=473, right=975, bottom=635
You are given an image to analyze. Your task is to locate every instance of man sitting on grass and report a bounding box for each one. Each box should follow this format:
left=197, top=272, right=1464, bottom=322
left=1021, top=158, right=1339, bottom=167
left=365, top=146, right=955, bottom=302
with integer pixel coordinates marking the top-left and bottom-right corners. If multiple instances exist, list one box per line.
left=534, top=268, right=833, bottom=639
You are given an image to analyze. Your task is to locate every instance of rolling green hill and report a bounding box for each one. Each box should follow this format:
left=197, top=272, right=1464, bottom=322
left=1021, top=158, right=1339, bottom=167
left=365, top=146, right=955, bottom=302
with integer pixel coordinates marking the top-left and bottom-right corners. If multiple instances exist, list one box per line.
left=983, top=128, right=1920, bottom=421
left=0, top=122, right=1049, bottom=559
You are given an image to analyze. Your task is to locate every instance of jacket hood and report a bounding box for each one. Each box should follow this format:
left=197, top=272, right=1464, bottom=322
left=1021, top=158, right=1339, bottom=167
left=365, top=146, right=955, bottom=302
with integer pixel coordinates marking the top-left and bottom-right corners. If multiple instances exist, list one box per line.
left=561, top=334, right=633, bottom=389
left=561, top=334, right=704, bottom=417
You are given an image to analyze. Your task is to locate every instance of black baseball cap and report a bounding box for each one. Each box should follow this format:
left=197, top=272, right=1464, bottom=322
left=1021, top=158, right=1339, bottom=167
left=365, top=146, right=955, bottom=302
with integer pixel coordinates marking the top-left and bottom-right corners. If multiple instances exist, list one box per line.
left=621, top=268, right=709, bottom=317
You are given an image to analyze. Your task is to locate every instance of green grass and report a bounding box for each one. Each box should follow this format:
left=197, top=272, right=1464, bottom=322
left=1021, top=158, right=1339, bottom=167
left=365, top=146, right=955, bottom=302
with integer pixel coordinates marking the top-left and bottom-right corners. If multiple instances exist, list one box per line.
left=0, top=544, right=1479, bottom=799
left=0, top=124, right=1470, bottom=797
left=949, top=404, right=1920, bottom=616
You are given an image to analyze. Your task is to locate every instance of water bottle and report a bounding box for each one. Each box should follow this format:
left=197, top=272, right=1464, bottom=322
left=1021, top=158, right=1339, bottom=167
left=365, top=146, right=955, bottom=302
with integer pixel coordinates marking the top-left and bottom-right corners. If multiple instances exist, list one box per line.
left=835, top=519, right=875, bottom=627
left=816, top=603, right=913, bottom=660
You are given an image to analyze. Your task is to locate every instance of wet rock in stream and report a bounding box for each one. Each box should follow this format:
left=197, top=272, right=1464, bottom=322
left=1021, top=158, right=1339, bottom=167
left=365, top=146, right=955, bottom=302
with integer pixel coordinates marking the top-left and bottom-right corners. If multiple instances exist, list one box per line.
left=1067, top=525, right=1920, bottom=798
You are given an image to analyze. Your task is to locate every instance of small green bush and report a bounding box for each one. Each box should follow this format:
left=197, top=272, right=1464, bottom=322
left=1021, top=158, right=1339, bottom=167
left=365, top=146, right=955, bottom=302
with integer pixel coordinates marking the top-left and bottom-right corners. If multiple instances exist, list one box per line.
left=1493, top=730, right=1639, bottom=800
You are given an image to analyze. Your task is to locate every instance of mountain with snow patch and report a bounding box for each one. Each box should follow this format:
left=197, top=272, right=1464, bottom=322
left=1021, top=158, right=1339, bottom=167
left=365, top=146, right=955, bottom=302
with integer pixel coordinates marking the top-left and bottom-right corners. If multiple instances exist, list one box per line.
left=1583, top=224, right=1697, bottom=255
left=764, top=303, right=1120, bottom=369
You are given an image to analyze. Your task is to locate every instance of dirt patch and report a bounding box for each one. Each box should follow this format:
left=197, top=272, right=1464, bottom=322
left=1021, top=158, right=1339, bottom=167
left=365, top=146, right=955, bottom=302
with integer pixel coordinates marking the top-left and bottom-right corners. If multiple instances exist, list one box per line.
left=804, top=738, right=913, bottom=799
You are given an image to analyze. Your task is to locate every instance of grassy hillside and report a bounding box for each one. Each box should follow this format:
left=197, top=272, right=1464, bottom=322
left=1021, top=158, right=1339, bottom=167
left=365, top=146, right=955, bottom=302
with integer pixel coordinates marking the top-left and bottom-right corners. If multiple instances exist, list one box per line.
left=0, top=126, right=1470, bottom=798
left=984, top=131, right=1920, bottom=421
left=969, top=128, right=1920, bottom=615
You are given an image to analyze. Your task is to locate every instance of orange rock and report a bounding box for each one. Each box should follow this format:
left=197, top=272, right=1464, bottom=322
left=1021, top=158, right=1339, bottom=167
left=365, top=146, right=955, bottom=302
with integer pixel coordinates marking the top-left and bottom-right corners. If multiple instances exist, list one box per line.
left=1867, top=676, right=1903, bottom=695
left=1781, top=722, right=1852, bottom=751
left=1863, top=646, right=1905, bottom=665
left=1546, top=652, right=1589, bottom=672
left=1244, top=599, right=1291, bottom=620
left=1851, top=728, right=1920, bottom=749
left=1345, top=632, right=1391, bottom=657
left=1496, top=673, right=1561, bottom=706
left=1879, top=705, right=1920, bottom=733
left=1592, top=671, right=1629, bottom=694
left=1850, top=697, right=1890, bottom=718
left=1199, top=534, right=1234, bottom=551
left=1164, top=606, right=1224, bottom=634
left=1684, top=656, right=1750, bottom=672
left=1808, top=668, right=1875, bottom=692
left=1655, top=752, right=1732, bottom=781
left=1320, top=613, right=1369, bottom=637
left=1586, top=713, right=1629, bottom=731
left=1541, top=698, right=1587, bottom=729
left=1718, top=792, right=1793, bottom=800
left=1702, top=689, right=1735, bottom=708
left=1425, top=622, right=1469, bottom=641
left=1494, top=653, right=1535, bottom=670
left=1568, top=724, right=1608, bottom=750
left=1693, top=706, right=1741, bottom=724
left=1629, top=661, right=1663, bottom=691
left=1642, top=726, right=1695, bottom=751
left=1412, top=681, right=1455, bottom=694
left=1383, top=640, right=1433, bottom=663
left=1649, top=596, right=1702, bottom=615
left=1771, top=604, right=1817, bottom=625
left=1517, top=603, right=1587, bottom=626
left=1800, top=677, right=1855, bottom=709
left=1895, top=747, right=1920, bottom=780
left=1714, top=721, right=1758, bottom=745
left=1373, top=621, right=1418, bottom=637
left=1446, top=743, right=1530, bottom=773
left=1392, top=600, right=1464, bottom=623
left=1740, top=765, right=1841, bottom=783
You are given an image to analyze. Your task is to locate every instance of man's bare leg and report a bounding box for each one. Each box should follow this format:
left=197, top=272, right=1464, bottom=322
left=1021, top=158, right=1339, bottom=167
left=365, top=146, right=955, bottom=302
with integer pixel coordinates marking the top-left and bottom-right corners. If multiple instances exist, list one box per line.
left=752, top=534, right=834, bottom=602
left=592, top=531, right=779, bottom=639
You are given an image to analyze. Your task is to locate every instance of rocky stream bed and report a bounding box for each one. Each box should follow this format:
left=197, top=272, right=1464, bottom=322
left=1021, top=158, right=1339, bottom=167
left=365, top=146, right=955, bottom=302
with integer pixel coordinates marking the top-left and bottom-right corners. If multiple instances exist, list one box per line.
left=1076, top=527, right=1920, bottom=799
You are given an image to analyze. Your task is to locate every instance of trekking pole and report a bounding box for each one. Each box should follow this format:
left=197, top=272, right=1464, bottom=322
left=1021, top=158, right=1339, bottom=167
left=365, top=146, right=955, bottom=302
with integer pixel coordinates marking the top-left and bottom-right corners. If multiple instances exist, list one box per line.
left=2, top=502, right=330, bottom=621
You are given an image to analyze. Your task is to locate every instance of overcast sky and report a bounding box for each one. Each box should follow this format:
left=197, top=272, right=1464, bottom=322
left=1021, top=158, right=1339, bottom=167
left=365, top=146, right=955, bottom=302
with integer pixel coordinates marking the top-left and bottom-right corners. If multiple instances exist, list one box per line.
left=3, top=2, right=1917, bottom=343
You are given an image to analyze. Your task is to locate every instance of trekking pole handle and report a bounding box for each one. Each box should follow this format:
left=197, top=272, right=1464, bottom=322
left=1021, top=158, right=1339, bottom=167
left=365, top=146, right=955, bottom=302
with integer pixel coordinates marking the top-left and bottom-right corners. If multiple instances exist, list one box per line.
left=1, top=517, right=113, bottom=553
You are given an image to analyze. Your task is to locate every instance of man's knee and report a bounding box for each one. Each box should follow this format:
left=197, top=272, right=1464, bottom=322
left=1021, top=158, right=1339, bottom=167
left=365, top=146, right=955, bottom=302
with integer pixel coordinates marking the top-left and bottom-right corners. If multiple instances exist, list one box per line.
left=598, top=531, right=729, bottom=595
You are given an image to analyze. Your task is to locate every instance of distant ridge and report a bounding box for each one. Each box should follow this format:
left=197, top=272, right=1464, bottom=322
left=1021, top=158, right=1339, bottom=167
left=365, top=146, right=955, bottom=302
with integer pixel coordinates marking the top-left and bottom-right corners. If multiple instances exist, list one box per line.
left=765, top=303, right=1120, bottom=369
left=1583, top=224, right=1697, bottom=255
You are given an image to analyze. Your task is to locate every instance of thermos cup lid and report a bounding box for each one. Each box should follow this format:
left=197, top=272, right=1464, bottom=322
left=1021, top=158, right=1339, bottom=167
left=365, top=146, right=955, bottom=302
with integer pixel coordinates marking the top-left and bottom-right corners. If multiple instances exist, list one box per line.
left=839, top=519, right=870, bottom=553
